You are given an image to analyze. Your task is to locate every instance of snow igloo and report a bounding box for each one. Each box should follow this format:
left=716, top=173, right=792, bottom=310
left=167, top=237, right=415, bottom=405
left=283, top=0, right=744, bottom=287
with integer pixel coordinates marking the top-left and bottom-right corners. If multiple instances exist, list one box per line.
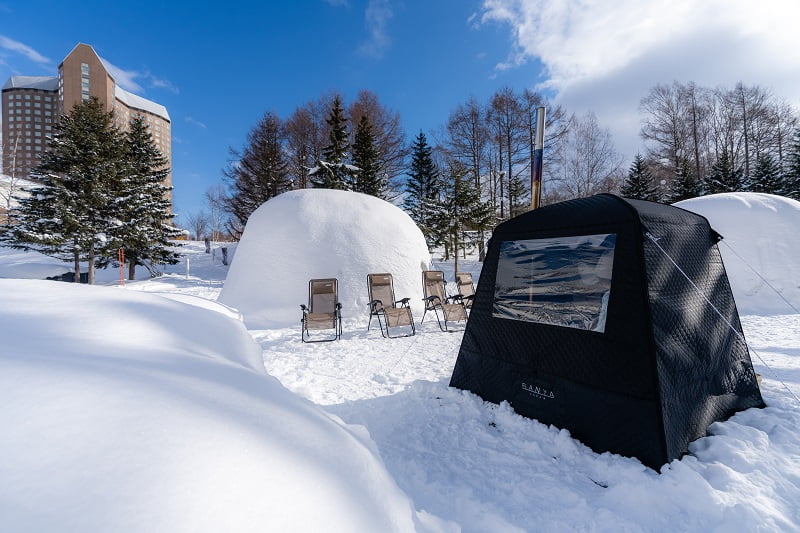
left=219, top=189, right=432, bottom=329
left=675, top=192, right=800, bottom=315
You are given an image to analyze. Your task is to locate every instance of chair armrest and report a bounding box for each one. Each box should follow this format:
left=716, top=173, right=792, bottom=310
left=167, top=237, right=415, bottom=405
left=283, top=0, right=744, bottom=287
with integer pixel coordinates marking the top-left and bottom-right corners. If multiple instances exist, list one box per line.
left=424, top=295, right=442, bottom=306
left=368, top=299, right=383, bottom=312
left=396, top=297, right=410, bottom=307
left=300, top=304, right=308, bottom=312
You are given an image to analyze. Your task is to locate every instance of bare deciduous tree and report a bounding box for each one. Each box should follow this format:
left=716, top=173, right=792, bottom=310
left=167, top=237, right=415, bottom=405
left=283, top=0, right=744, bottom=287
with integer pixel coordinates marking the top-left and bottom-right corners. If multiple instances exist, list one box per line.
left=205, top=184, right=228, bottom=242
left=551, top=111, right=623, bottom=198
left=183, top=210, right=210, bottom=241
left=487, top=87, right=527, bottom=219
left=1, top=128, right=29, bottom=226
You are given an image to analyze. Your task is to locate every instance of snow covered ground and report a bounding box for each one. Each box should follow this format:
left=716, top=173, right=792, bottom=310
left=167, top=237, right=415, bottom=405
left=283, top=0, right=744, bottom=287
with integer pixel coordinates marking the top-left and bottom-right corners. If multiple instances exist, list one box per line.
left=1, top=192, right=799, bottom=531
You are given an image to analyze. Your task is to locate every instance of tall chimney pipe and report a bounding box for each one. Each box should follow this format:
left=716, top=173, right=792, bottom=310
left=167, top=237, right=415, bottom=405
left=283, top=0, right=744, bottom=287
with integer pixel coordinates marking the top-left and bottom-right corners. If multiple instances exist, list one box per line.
left=531, top=106, right=546, bottom=210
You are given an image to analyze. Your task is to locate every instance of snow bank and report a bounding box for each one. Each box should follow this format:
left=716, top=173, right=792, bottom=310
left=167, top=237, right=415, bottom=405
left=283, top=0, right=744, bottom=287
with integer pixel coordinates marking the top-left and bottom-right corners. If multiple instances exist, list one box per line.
left=219, top=189, right=432, bottom=328
left=675, top=193, right=800, bottom=315
left=0, top=279, right=447, bottom=532
left=0, top=246, right=74, bottom=279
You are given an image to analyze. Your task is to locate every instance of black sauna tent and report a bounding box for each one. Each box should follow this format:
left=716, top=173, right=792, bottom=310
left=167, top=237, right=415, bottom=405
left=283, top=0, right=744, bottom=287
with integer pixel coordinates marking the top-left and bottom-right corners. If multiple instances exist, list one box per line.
left=450, top=194, right=764, bottom=470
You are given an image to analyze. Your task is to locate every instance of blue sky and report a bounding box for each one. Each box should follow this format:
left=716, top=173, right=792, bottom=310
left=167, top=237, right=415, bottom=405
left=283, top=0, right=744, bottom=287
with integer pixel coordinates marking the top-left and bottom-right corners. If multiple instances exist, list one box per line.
left=2, top=0, right=797, bottom=221
left=0, top=1, right=546, bottom=220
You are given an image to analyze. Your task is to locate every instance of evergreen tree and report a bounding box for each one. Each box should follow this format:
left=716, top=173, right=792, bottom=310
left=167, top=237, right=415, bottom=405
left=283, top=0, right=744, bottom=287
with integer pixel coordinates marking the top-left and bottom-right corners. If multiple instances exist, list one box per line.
left=5, top=97, right=123, bottom=284
left=308, top=95, right=355, bottom=190
left=507, top=173, right=528, bottom=218
left=404, top=132, right=441, bottom=250
left=620, top=154, right=659, bottom=201
left=351, top=115, right=383, bottom=197
left=113, top=116, right=182, bottom=280
left=436, top=160, right=494, bottom=274
left=224, top=111, right=290, bottom=229
left=750, top=153, right=783, bottom=194
left=784, top=128, right=800, bottom=200
left=669, top=157, right=703, bottom=202
left=704, top=150, right=742, bottom=194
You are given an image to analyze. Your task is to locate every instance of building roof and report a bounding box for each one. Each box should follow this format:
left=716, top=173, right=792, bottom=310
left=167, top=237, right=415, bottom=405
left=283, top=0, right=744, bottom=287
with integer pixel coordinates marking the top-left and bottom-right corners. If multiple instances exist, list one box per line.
left=2, top=75, right=58, bottom=91
left=114, top=85, right=170, bottom=122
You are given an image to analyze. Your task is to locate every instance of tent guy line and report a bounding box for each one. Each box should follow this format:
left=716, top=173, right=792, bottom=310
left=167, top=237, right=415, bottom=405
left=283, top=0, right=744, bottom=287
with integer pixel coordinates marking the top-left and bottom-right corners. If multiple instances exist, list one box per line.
left=646, top=231, right=800, bottom=405
left=719, top=240, right=800, bottom=316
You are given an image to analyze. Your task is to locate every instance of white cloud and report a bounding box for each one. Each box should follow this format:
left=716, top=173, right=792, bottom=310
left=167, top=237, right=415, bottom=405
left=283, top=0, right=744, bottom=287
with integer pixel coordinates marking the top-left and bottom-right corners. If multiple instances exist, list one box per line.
left=0, top=35, right=50, bottom=64
left=480, top=0, right=800, bottom=158
left=144, top=71, right=179, bottom=94
left=185, top=116, right=207, bottom=130
left=101, top=58, right=144, bottom=93
left=101, top=58, right=179, bottom=95
left=358, top=0, right=393, bottom=58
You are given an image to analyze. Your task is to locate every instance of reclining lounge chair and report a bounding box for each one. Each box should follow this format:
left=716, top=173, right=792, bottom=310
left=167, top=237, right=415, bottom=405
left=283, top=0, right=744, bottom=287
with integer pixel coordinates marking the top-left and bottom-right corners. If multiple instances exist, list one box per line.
left=421, top=270, right=468, bottom=332
left=455, top=272, right=475, bottom=311
left=300, top=278, right=342, bottom=342
left=367, top=273, right=415, bottom=338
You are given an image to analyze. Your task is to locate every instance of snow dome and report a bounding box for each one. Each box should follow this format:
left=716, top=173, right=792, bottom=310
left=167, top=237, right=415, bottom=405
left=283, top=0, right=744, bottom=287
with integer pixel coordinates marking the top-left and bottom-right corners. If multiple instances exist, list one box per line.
left=675, top=192, right=800, bottom=315
left=219, top=189, right=432, bottom=328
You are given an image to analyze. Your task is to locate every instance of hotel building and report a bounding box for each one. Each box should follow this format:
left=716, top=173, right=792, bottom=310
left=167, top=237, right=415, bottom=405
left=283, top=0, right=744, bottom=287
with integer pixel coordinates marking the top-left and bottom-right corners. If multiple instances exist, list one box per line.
left=1, top=43, right=171, bottom=200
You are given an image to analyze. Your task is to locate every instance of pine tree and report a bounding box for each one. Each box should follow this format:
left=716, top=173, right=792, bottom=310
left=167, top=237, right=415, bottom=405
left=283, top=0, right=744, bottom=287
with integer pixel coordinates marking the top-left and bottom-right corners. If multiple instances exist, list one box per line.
left=784, top=128, right=800, bottom=200
left=750, top=153, right=783, bottom=194
left=669, top=157, right=703, bottom=202
left=620, top=154, right=659, bottom=201
left=351, top=115, right=383, bottom=197
left=704, top=150, right=742, bottom=194
left=224, top=111, right=290, bottom=229
left=507, top=173, right=528, bottom=218
left=114, top=116, right=182, bottom=280
left=436, top=160, right=494, bottom=274
left=308, top=95, right=355, bottom=190
left=5, top=97, right=123, bottom=284
left=404, top=132, right=441, bottom=250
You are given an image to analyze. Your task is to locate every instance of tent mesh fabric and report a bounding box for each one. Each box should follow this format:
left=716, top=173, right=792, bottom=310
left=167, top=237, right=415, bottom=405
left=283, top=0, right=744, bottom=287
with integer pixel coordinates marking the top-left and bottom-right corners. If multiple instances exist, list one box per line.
left=450, top=194, right=764, bottom=470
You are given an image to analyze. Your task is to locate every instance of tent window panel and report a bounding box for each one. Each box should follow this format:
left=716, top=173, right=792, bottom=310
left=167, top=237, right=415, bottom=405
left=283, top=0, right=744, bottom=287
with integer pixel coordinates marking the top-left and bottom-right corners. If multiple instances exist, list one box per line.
left=493, top=233, right=616, bottom=332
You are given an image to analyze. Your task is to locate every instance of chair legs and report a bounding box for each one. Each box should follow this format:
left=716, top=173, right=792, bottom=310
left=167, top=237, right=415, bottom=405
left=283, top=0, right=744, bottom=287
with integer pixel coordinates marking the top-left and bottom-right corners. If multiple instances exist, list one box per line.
left=301, top=315, right=341, bottom=343
left=371, top=309, right=416, bottom=338
left=421, top=305, right=447, bottom=332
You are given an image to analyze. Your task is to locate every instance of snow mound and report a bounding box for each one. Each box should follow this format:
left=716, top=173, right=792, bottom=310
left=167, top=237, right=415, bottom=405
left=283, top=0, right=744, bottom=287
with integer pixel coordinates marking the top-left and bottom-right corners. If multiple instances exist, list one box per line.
left=219, top=189, right=432, bottom=328
left=0, top=246, right=74, bottom=279
left=0, top=279, right=445, bottom=532
left=675, top=193, right=800, bottom=315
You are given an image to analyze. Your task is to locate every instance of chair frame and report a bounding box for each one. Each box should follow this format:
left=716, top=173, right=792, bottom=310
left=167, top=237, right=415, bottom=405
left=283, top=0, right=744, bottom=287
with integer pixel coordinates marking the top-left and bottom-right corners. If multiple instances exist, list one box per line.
left=367, top=273, right=416, bottom=338
left=421, top=270, right=468, bottom=332
left=455, top=272, right=476, bottom=311
left=300, top=278, right=343, bottom=343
